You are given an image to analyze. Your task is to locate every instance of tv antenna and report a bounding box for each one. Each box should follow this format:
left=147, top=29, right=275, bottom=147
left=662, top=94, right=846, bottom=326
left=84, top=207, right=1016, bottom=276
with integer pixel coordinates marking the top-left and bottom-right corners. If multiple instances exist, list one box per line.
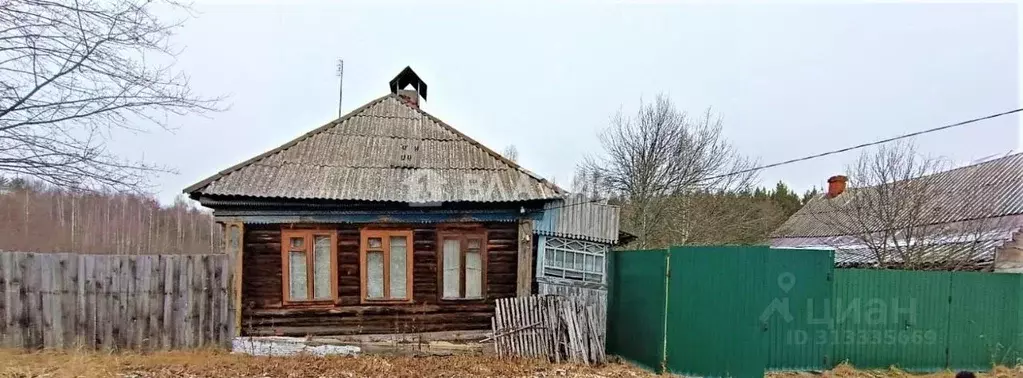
left=336, top=59, right=344, bottom=118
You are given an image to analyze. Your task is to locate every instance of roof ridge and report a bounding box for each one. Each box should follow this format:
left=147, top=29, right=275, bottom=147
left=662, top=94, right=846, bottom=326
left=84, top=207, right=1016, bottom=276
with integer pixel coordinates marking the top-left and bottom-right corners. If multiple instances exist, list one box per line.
left=182, top=94, right=392, bottom=194
left=830, top=152, right=1023, bottom=194
left=185, top=93, right=566, bottom=198
left=386, top=93, right=566, bottom=195
left=248, top=161, right=513, bottom=170
left=909, top=151, right=1023, bottom=181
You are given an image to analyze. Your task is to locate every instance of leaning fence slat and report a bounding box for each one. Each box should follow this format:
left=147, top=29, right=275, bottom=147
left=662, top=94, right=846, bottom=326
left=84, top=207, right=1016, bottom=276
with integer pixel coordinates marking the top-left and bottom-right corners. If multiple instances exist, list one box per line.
left=491, top=317, right=501, bottom=357
left=529, top=296, right=540, bottom=358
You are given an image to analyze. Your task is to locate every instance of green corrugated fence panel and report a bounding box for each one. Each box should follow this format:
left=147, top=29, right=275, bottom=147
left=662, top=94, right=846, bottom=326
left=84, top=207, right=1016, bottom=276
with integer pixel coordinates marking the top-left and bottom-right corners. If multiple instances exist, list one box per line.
left=832, top=269, right=952, bottom=372
left=606, top=249, right=667, bottom=371
left=665, top=246, right=768, bottom=378
left=762, top=248, right=835, bottom=371
left=947, top=272, right=1023, bottom=370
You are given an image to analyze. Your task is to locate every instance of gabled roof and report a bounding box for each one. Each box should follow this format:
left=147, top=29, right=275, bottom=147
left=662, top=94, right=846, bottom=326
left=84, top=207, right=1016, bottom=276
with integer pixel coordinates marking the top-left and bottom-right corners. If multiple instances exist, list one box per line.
left=772, top=153, right=1023, bottom=239
left=185, top=93, right=563, bottom=203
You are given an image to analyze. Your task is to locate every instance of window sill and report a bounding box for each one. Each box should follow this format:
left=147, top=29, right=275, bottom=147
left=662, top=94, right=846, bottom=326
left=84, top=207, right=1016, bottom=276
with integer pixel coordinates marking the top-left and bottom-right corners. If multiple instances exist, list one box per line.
left=440, top=297, right=486, bottom=302
left=281, top=300, right=338, bottom=308
left=361, top=298, right=414, bottom=304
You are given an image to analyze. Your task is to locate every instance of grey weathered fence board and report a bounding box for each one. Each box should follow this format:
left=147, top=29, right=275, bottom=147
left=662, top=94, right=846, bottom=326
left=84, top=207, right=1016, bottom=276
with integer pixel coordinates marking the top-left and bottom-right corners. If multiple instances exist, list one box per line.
left=0, top=251, right=229, bottom=350
left=492, top=294, right=607, bottom=365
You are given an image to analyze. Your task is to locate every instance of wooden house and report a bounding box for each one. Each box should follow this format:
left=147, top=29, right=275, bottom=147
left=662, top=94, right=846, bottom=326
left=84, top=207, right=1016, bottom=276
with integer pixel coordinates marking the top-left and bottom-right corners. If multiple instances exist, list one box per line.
left=185, top=67, right=619, bottom=338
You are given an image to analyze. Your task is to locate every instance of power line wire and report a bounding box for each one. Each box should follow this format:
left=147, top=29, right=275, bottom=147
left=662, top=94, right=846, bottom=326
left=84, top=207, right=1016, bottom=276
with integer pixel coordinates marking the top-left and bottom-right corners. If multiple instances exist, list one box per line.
left=543, top=107, right=1023, bottom=212
left=701, top=107, right=1023, bottom=182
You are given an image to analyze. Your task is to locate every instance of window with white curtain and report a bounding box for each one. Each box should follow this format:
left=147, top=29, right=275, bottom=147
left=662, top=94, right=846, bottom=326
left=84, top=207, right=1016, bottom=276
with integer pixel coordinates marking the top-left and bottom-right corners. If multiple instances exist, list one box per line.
left=439, top=230, right=486, bottom=300
left=281, top=229, right=337, bottom=303
left=360, top=229, right=413, bottom=302
left=541, top=236, right=608, bottom=284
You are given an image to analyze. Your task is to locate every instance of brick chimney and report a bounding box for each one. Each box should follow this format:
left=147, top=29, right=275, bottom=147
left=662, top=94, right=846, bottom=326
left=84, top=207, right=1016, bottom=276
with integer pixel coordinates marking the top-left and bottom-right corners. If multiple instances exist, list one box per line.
left=389, top=66, right=427, bottom=109
left=827, top=175, right=847, bottom=198
left=397, top=89, right=419, bottom=107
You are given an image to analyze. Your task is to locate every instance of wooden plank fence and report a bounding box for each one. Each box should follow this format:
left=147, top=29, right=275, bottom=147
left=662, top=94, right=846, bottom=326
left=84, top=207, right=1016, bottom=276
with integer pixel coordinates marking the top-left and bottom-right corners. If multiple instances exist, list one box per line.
left=489, top=295, right=606, bottom=365
left=0, top=252, right=231, bottom=350
left=538, top=281, right=607, bottom=338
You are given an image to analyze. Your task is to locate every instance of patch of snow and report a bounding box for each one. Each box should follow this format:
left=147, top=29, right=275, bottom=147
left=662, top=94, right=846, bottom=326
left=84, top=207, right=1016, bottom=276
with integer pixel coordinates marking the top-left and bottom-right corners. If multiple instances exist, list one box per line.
left=231, top=337, right=361, bottom=357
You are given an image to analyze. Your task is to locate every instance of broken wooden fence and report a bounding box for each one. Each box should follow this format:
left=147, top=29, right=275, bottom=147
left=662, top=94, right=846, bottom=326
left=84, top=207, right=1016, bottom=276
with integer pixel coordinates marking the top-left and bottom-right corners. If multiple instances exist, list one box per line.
left=0, top=252, right=231, bottom=350
left=488, top=294, right=606, bottom=364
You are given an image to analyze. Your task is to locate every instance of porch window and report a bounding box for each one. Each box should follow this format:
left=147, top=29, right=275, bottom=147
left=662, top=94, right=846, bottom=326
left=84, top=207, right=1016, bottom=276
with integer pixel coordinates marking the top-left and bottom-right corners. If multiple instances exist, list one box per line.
left=439, top=231, right=486, bottom=300
left=360, top=229, right=414, bottom=302
left=281, top=229, right=338, bottom=303
left=540, top=237, right=607, bottom=284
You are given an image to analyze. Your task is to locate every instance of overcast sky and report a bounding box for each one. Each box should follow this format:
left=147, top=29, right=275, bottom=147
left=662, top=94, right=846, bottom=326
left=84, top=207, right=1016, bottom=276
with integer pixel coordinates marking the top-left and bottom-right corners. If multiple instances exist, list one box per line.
left=118, top=1, right=1020, bottom=204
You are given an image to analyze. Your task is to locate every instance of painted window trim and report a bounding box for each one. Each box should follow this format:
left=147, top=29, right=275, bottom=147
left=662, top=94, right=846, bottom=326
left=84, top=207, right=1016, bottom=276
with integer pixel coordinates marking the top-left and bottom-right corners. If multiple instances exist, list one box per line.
left=281, top=229, right=339, bottom=305
left=437, top=229, right=488, bottom=301
left=359, top=229, right=415, bottom=304
left=538, top=235, right=608, bottom=285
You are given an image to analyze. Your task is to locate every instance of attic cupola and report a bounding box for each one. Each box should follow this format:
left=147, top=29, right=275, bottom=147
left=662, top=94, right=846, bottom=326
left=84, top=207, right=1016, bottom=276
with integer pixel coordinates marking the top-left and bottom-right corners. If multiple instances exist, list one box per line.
left=389, top=66, right=427, bottom=108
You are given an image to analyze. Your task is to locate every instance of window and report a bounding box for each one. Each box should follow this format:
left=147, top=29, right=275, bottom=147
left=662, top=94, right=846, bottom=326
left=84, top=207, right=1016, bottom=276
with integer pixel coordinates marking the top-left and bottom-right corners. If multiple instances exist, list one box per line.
left=281, top=229, right=338, bottom=303
left=360, top=230, right=414, bottom=302
left=438, top=231, right=486, bottom=300
left=540, top=237, right=607, bottom=284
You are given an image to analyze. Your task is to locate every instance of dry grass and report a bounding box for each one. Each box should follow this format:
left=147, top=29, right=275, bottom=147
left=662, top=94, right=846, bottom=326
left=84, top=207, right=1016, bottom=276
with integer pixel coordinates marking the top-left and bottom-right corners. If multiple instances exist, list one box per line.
left=4, top=350, right=1020, bottom=378
left=768, top=363, right=1023, bottom=377
left=0, top=349, right=655, bottom=378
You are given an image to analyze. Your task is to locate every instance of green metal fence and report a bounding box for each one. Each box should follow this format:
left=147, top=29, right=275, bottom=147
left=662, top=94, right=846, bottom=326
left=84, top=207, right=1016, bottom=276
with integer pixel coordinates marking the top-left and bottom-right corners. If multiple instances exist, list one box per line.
left=606, top=249, right=668, bottom=371
left=831, top=269, right=954, bottom=371
left=606, top=246, right=1023, bottom=377
left=761, top=248, right=836, bottom=371
left=664, top=246, right=768, bottom=378
left=832, top=269, right=1023, bottom=371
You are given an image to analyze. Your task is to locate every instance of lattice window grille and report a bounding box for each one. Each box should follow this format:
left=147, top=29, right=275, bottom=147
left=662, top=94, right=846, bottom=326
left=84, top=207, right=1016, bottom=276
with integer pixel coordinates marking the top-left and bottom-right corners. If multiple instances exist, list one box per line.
left=541, top=237, right=608, bottom=284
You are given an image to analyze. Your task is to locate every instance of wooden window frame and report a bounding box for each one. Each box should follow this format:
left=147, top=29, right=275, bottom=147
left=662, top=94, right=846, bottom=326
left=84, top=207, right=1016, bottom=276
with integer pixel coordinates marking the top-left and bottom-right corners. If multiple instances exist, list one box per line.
left=281, top=229, right=339, bottom=305
left=359, top=229, right=415, bottom=304
left=437, top=229, right=488, bottom=301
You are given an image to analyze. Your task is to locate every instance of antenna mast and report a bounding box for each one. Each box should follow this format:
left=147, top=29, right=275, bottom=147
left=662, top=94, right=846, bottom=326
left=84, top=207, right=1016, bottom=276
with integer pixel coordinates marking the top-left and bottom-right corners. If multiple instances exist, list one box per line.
left=336, top=59, right=344, bottom=118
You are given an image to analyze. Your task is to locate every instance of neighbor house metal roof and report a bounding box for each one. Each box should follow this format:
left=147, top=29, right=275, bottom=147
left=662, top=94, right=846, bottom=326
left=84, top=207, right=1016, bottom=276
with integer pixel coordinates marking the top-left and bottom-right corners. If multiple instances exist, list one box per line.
left=185, top=94, right=563, bottom=203
left=772, top=153, right=1023, bottom=239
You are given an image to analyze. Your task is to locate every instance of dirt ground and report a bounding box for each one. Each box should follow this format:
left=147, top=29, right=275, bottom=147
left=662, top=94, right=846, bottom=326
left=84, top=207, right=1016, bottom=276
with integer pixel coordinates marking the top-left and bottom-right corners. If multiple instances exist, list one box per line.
left=1, top=350, right=1020, bottom=377
left=0, top=349, right=655, bottom=378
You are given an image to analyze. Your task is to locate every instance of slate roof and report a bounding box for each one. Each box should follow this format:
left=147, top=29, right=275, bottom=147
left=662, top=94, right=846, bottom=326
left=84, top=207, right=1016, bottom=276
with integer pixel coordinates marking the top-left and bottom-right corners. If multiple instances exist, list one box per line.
left=185, top=93, right=563, bottom=203
left=535, top=195, right=621, bottom=244
left=771, top=220, right=1021, bottom=267
left=772, top=153, right=1023, bottom=238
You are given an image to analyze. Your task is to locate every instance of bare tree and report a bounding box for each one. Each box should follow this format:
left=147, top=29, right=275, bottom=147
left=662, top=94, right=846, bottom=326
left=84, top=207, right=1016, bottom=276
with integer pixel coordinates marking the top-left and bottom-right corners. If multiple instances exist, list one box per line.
left=0, top=0, right=221, bottom=192
left=501, top=145, right=519, bottom=163
left=581, top=94, right=756, bottom=248
left=813, top=142, right=1008, bottom=270
left=570, top=166, right=609, bottom=201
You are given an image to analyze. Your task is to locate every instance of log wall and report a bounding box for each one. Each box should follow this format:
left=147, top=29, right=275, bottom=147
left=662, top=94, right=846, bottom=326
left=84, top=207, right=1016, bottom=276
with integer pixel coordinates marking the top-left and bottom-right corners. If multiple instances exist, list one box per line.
left=241, top=222, right=519, bottom=336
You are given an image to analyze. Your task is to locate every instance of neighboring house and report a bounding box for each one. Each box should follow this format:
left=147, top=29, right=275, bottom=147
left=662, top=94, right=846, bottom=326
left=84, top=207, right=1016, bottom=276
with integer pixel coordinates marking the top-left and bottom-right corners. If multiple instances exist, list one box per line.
left=185, top=67, right=618, bottom=338
left=771, top=153, right=1023, bottom=272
